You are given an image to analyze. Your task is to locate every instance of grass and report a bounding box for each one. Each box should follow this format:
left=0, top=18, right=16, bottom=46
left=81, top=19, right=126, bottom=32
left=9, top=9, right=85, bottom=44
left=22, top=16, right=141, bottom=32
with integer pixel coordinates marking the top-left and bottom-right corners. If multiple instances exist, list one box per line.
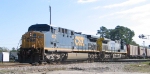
left=0, top=70, right=7, bottom=73
left=141, top=61, right=150, bottom=65
left=124, top=62, right=150, bottom=73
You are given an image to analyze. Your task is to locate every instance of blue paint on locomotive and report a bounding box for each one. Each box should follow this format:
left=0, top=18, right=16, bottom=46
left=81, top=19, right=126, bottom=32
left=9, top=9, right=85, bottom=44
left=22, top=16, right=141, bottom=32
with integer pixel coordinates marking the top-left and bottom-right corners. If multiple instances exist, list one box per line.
left=28, top=24, right=98, bottom=51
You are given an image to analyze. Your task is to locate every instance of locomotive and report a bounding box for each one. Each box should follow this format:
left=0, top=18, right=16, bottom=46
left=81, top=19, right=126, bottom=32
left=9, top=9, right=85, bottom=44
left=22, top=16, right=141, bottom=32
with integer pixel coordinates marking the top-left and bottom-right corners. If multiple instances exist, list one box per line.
left=17, top=24, right=138, bottom=64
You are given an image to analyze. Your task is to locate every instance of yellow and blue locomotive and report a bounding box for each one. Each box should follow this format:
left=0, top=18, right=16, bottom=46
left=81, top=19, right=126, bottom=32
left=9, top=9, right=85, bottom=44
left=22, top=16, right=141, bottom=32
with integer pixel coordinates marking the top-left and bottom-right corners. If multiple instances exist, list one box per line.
left=18, top=24, right=127, bottom=63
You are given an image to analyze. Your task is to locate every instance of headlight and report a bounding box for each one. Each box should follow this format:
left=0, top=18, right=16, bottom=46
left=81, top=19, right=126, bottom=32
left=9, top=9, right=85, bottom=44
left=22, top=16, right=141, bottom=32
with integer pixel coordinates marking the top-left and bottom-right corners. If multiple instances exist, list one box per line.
left=29, top=33, right=32, bottom=36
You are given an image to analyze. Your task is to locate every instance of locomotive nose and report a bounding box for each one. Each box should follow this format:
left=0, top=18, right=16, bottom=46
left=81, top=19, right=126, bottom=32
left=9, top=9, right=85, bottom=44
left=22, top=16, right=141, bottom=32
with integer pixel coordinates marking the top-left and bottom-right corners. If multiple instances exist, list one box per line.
left=19, top=31, right=44, bottom=63
left=22, top=31, right=44, bottom=49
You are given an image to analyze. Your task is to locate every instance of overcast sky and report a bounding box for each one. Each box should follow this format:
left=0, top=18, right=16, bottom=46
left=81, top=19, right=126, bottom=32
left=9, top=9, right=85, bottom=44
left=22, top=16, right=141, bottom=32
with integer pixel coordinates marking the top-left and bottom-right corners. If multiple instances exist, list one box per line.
left=0, top=0, right=150, bottom=50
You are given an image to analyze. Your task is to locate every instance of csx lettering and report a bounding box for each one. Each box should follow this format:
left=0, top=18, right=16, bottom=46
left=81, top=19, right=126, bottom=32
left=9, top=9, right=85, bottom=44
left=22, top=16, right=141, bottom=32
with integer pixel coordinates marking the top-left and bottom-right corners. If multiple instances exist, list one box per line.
left=75, top=36, right=84, bottom=46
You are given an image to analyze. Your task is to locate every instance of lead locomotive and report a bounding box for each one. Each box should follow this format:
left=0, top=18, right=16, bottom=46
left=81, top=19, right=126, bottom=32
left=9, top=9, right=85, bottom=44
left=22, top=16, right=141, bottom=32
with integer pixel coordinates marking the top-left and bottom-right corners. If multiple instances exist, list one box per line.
left=17, top=24, right=131, bottom=64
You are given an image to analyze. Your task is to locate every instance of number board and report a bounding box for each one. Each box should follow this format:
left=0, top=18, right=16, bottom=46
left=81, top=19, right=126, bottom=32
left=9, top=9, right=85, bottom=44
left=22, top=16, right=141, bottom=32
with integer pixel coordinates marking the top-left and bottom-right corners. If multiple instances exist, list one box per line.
left=52, top=34, right=56, bottom=39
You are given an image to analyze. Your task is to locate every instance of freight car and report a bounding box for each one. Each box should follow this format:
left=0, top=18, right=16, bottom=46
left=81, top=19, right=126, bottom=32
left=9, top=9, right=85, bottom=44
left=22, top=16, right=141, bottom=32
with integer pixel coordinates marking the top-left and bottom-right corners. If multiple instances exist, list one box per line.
left=17, top=24, right=127, bottom=64
left=146, top=47, right=150, bottom=58
left=139, top=46, right=146, bottom=58
left=126, top=44, right=139, bottom=58
left=126, top=44, right=150, bottom=59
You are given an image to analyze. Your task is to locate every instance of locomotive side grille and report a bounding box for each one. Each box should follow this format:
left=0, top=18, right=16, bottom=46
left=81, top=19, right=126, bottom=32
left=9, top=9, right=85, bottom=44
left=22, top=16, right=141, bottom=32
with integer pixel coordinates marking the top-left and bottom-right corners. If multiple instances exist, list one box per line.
left=102, top=44, right=108, bottom=51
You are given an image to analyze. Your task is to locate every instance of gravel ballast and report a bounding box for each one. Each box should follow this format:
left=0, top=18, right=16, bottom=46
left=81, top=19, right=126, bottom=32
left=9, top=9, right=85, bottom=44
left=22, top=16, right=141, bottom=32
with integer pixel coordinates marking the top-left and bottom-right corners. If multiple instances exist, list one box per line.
left=0, top=62, right=149, bottom=74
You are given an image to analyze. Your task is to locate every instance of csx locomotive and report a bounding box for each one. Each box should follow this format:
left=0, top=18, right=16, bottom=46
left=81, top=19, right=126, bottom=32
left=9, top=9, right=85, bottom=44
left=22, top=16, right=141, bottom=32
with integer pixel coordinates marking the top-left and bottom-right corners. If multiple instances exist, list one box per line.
left=18, top=24, right=127, bottom=64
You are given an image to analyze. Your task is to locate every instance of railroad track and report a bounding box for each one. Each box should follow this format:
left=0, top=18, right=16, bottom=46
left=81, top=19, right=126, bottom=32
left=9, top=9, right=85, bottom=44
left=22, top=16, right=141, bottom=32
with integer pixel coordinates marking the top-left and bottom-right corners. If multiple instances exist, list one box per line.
left=1, top=59, right=150, bottom=67
left=31, top=60, right=89, bottom=66
left=29, top=59, right=150, bottom=66
left=97, top=59, right=150, bottom=62
left=0, top=62, right=31, bottom=68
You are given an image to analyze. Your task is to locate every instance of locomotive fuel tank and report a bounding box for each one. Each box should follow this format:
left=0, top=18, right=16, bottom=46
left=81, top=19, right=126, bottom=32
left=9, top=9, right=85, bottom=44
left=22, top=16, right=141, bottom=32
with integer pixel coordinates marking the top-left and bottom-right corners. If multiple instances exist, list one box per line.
left=67, top=53, right=88, bottom=61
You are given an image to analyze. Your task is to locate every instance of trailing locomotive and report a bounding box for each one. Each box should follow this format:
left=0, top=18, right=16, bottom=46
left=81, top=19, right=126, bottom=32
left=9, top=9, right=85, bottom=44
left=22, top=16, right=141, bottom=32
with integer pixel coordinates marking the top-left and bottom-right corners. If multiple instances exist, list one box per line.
left=18, top=24, right=128, bottom=64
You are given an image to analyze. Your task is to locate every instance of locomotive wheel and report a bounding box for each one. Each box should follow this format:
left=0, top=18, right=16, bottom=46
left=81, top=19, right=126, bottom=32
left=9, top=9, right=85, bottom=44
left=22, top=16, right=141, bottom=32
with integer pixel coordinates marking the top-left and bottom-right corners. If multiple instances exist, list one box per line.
left=95, top=52, right=101, bottom=62
left=110, top=53, right=113, bottom=61
left=88, top=53, right=95, bottom=63
left=100, top=52, right=105, bottom=61
left=60, top=53, right=68, bottom=62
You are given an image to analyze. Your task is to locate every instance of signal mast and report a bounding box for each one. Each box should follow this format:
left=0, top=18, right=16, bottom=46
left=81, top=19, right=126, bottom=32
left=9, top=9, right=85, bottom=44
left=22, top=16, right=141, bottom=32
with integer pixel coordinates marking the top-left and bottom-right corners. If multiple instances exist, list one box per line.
left=138, top=34, right=150, bottom=59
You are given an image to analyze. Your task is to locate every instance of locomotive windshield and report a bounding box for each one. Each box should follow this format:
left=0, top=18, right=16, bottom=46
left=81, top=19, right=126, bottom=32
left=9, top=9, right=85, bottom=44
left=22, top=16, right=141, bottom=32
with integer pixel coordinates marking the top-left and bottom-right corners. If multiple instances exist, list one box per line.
left=28, top=24, right=50, bottom=31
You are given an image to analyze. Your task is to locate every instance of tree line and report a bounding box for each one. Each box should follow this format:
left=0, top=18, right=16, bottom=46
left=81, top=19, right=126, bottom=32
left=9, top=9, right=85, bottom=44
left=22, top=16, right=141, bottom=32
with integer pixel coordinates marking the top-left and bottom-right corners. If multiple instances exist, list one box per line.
left=0, top=47, right=18, bottom=52
left=96, top=25, right=139, bottom=46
